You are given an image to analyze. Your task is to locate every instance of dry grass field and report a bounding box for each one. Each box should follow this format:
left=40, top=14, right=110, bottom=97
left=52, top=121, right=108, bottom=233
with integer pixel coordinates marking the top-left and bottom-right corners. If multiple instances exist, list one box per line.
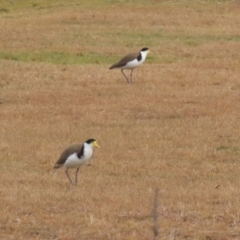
left=1, top=0, right=240, bottom=239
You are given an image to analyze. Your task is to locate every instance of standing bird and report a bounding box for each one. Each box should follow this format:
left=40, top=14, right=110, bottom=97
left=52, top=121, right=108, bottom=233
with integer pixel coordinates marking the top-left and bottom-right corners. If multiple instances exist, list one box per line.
left=53, top=139, right=99, bottom=185
left=109, top=47, right=150, bottom=83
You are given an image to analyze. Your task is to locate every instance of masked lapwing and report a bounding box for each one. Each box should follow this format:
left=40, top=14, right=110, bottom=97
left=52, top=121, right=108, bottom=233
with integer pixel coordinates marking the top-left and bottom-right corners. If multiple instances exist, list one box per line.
left=53, top=139, right=100, bottom=185
left=109, top=47, right=150, bottom=83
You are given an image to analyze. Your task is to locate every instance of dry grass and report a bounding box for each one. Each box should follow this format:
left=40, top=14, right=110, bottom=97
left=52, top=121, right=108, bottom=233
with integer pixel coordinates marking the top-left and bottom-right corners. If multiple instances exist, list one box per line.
left=1, top=0, right=240, bottom=239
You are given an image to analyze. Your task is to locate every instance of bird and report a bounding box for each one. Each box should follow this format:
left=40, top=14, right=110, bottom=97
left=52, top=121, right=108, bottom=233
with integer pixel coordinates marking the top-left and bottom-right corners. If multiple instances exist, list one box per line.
left=53, top=139, right=100, bottom=185
left=109, top=47, right=150, bottom=83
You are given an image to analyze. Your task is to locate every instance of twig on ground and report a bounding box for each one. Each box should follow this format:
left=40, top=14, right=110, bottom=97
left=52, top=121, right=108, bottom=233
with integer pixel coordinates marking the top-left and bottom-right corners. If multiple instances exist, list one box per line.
left=152, top=188, right=159, bottom=240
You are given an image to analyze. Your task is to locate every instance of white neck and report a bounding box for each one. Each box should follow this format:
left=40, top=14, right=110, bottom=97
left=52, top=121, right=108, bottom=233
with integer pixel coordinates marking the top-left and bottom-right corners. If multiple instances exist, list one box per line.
left=83, top=143, right=93, bottom=160
left=140, top=51, right=149, bottom=62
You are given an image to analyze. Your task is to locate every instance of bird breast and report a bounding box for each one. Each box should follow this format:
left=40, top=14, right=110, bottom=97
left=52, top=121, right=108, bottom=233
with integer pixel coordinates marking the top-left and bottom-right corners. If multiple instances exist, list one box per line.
left=64, top=146, right=93, bottom=168
left=82, top=145, right=93, bottom=160
left=124, top=59, right=143, bottom=69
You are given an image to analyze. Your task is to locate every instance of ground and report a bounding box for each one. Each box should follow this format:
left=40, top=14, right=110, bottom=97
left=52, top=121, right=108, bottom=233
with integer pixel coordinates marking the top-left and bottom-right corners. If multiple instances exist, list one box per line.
left=1, top=0, right=240, bottom=239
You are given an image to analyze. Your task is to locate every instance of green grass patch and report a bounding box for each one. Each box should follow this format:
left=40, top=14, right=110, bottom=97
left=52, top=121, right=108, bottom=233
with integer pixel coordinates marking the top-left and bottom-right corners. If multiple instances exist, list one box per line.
left=0, top=30, right=239, bottom=65
left=173, top=33, right=240, bottom=46
left=0, top=0, right=113, bottom=13
left=0, top=50, right=175, bottom=65
left=216, top=145, right=240, bottom=155
left=91, top=30, right=240, bottom=49
left=0, top=0, right=234, bottom=15
left=0, top=51, right=123, bottom=65
left=0, top=7, right=9, bottom=13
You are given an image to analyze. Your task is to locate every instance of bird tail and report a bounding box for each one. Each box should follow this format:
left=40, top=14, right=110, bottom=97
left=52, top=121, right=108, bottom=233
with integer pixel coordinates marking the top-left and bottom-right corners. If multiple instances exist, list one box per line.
left=53, top=164, right=62, bottom=169
left=109, top=63, right=119, bottom=70
left=109, top=65, right=114, bottom=70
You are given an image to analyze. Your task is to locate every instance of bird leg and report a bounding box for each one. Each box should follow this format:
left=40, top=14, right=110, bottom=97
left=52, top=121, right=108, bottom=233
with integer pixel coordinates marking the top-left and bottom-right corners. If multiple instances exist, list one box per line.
left=121, top=69, right=130, bottom=83
left=75, top=167, right=80, bottom=185
left=65, top=169, right=74, bottom=185
left=130, top=69, right=134, bottom=83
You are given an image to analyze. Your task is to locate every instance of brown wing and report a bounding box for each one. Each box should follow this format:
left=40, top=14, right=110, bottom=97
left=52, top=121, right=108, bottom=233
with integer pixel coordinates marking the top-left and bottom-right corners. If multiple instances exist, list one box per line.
left=53, top=143, right=83, bottom=168
left=109, top=52, right=139, bottom=69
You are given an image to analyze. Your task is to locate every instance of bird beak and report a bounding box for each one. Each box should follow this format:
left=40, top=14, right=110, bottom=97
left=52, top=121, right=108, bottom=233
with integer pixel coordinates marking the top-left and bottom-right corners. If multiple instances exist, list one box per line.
left=93, top=141, right=100, bottom=148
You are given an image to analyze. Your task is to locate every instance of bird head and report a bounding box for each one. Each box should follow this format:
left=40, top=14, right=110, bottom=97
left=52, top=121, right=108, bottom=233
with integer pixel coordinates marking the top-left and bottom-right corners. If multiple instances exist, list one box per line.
left=140, top=47, right=150, bottom=54
left=86, top=139, right=100, bottom=148
left=140, top=47, right=151, bottom=58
